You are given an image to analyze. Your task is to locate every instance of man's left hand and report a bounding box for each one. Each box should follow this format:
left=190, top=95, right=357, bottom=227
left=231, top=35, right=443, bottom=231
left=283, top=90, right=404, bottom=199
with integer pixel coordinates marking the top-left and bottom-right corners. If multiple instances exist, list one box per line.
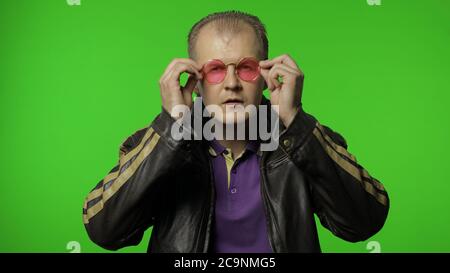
left=260, top=54, right=304, bottom=128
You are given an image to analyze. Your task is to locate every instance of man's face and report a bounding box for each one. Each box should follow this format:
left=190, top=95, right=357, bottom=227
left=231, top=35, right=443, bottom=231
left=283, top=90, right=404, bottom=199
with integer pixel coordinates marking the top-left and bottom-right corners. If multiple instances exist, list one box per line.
left=193, top=24, right=265, bottom=124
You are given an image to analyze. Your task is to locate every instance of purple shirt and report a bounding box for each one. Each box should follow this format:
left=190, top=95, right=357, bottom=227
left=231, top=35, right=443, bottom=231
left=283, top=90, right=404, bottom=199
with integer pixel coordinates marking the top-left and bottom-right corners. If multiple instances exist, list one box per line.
left=208, top=139, right=272, bottom=253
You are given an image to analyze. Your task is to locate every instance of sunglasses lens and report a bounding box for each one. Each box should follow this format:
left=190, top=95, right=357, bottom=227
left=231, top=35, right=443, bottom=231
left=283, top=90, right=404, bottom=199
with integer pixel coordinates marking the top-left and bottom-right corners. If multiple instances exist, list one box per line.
left=237, top=58, right=260, bottom=82
left=203, top=60, right=227, bottom=84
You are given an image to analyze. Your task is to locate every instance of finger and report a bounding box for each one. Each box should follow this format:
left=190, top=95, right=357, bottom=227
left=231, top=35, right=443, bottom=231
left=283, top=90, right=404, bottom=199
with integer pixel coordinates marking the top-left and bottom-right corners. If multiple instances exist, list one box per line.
left=168, top=63, right=203, bottom=83
left=268, top=68, right=283, bottom=90
left=269, top=64, right=300, bottom=83
left=260, top=68, right=275, bottom=91
left=272, top=63, right=300, bottom=76
left=268, top=65, right=296, bottom=89
left=183, top=58, right=203, bottom=71
left=181, top=74, right=197, bottom=93
left=262, top=60, right=302, bottom=79
left=164, top=58, right=203, bottom=77
left=271, top=76, right=281, bottom=90
left=259, top=54, right=299, bottom=70
left=181, top=75, right=197, bottom=105
left=259, top=54, right=298, bottom=69
left=177, top=63, right=202, bottom=80
left=161, top=66, right=187, bottom=90
left=268, top=75, right=280, bottom=91
left=163, top=58, right=181, bottom=75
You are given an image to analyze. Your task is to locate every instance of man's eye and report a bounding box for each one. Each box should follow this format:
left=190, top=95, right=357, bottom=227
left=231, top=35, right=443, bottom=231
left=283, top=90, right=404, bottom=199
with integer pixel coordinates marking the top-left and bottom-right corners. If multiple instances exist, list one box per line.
left=239, top=65, right=252, bottom=70
left=210, top=67, right=223, bottom=72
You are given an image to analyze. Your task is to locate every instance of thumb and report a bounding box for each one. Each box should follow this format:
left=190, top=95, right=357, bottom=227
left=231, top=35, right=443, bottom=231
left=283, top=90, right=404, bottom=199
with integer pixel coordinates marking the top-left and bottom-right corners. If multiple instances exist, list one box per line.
left=181, top=74, right=197, bottom=107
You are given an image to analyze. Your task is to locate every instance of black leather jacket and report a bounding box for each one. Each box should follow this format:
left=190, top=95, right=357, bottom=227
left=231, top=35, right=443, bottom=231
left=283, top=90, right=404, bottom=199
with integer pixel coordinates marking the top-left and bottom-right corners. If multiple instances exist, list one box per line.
left=82, top=96, right=389, bottom=252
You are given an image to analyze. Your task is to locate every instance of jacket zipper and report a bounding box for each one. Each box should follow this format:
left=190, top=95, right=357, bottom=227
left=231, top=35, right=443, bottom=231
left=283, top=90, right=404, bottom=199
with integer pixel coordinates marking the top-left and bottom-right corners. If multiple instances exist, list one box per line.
left=199, top=151, right=216, bottom=253
left=259, top=152, right=277, bottom=253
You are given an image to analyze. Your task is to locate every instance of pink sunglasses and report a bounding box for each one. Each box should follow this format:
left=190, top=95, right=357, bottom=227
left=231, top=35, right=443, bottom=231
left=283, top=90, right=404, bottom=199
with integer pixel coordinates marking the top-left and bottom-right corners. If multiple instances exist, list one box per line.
left=201, top=57, right=261, bottom=84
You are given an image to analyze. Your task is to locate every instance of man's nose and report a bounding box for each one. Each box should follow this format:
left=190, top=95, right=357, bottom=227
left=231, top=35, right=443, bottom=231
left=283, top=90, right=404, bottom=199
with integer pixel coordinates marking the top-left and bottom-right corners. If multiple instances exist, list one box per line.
left=223, top=65, right=242, bottom=91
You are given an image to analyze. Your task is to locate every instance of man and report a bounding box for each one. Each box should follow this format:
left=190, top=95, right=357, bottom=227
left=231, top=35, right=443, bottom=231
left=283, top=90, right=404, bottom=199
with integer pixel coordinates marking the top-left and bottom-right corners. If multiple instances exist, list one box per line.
left=82, top=11, right=389, bottom=253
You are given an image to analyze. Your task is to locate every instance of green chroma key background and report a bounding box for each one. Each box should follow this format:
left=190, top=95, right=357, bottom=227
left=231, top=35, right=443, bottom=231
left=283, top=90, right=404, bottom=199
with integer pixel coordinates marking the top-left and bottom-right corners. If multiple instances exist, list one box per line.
left=1, top=0, right=449, bottom=252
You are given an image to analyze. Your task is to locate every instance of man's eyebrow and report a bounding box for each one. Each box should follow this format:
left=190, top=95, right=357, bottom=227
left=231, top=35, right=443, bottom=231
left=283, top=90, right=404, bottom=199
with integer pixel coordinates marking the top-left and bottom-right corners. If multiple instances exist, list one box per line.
left=199, top=55, right=258, bottom=66
left=200, top=57, right=238, bottom=64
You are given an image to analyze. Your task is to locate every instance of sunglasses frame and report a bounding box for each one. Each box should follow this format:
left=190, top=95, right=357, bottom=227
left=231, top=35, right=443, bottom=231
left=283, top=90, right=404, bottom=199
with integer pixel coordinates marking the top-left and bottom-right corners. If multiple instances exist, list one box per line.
left=200, top=57, right=261, bottom=84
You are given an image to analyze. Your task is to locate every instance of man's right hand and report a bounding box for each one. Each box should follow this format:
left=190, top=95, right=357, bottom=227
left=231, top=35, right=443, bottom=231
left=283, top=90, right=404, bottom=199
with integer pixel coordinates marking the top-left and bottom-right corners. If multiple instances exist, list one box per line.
left=159, top=58, right=203, bottom=117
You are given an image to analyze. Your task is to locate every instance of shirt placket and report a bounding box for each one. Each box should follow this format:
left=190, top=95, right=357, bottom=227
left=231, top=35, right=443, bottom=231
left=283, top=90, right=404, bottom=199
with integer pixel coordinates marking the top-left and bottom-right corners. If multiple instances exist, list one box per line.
left=223, top=149, right=242, bottom=210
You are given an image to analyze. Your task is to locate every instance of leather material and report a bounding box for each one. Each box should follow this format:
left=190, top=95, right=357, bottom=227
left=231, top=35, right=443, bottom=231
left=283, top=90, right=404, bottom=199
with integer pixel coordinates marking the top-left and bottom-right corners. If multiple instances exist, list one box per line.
left=83, top=96, right=389, bottom=253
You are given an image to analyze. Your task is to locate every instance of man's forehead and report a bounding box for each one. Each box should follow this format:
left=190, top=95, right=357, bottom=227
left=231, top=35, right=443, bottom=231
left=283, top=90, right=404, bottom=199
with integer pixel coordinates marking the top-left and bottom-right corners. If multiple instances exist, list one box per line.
left=194, top=24, right=260, bottom=64
left=195, top=43, right=259, bottom=65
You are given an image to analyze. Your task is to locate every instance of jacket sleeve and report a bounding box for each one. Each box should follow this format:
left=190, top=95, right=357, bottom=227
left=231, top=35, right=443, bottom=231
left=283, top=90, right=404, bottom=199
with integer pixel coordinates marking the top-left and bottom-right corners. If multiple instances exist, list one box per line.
left=82, top=109, right=192, bottom=250
left=279, top=107, right=389, bottom=242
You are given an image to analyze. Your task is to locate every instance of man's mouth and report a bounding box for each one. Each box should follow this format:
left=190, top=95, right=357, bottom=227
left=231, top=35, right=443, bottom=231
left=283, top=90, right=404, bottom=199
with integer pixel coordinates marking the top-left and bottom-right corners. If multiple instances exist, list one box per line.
left=223, top=98, right=244, bottom=106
